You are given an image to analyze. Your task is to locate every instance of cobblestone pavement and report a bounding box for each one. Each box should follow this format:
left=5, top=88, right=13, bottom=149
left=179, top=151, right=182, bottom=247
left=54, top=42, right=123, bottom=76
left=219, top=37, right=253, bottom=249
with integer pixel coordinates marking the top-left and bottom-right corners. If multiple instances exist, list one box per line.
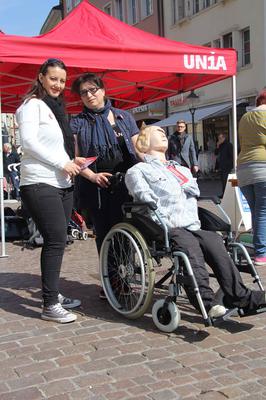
left=0, top=227, right=266, bottom=399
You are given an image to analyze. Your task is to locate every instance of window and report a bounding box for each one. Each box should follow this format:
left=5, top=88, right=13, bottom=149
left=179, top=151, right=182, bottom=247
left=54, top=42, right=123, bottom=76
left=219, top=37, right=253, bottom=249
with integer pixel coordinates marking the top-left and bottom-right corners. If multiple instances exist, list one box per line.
left=73, top=0, right=81, bottom=6
left=172, top=0, right=185, bottom=22
left=141, top=0, right=153, bottom=19
left=203, top=0, right=211, bottom=7
left=242, top=28, right=250, bottom=66
left=128, top=0, right=138, bottom=24
left=66, top=0, right=72, bottom=13
left=213, top=38, right=221, bottom=48
left=223, top=32, right=232, bottom=48
left=115, top=0, right=124, bottom=21
left=193, top=0, right=200, bottom=14
left=171, top=0, right=178, bottom=24
left=104, top=2, right=112, bottom=15
left=178, top=0, right=185, bottom=19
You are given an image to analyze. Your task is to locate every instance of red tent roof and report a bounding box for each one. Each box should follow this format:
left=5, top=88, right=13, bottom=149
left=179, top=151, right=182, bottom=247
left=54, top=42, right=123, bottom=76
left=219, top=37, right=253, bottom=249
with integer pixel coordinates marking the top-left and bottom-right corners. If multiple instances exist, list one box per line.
left=0, top=0, right=237, bottom=113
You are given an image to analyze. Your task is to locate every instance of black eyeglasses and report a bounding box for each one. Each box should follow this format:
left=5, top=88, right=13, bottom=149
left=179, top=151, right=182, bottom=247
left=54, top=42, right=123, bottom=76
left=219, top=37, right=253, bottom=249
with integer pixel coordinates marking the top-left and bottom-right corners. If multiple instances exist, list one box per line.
left=80, top=87, right=100, bottom=97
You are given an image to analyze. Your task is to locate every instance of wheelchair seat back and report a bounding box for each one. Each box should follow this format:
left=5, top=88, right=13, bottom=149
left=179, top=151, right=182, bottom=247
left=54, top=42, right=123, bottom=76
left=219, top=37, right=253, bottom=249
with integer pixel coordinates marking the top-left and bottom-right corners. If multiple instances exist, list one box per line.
left=198, top=207, right=231, bottom=232
left=124, top=212, right=165, bottom=245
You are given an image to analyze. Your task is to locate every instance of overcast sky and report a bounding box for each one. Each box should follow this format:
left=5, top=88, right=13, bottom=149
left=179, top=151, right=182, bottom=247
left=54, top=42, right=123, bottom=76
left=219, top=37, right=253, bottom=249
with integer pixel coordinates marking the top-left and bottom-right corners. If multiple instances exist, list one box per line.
left=0, top=0, right=58, bottom=36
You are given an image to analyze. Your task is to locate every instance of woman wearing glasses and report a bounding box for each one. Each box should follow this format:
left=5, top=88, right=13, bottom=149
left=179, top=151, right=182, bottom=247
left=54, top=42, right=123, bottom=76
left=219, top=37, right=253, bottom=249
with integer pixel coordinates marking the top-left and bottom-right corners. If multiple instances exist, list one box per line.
left=16, top=58, right=85, bottom=323
left=70, top=73, right=140, bottom=281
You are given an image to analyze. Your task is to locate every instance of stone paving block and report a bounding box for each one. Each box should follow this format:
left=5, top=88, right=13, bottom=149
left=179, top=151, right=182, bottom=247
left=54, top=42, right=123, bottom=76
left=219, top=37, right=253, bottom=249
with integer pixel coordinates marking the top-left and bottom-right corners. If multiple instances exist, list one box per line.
left=69, top=388, right=95, bottom=399
left=112, top=353, right=146, bottom=366
left=108, top=364, right=150, bottom=380
left=217, top=385, right=246, bottom=398
left=177, top=350, right=221, bottom=367
left=77, top=359, right=117, bottom=373
left=150, top=389, right=180, bottom=400
left=145, top=359, right=182, bottom=374
left=2, top=354, right=33, bottom=369
left=40, top=379, right=76, bottom=397
left=74, top=372, right=113, bottom=388
left=118, top=343, right=148, bottom=354
left=43, top=366, right=79, bottom=381
left=55, top=354, right=88, bottom=367
left=0, top=383, right=10, bottom=394
left=31, top=348, right=63, bottom=361
left=147, top=379, right=176, bottom=391
left=133, top=375, right=156, bottom=385
left=60, top=342, right=95, bottom=356
left=15, top=360, right=57, bottom=377
left=105, top=390, right=129, bottom=399
left=89, top=347, right=121, bottom=360
left=0, top=368, right=18, bottom=380
left=46, top=394, right=71, bottom=400
left=6, top=374, right=45, bottom=390
left=0, top=387, right=43, bottom=400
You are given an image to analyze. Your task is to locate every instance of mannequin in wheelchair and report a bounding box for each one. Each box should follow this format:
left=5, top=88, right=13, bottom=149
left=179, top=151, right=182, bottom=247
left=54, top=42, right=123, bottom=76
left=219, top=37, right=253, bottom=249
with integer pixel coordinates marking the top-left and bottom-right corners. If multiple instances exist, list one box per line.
left=125, top=125, right=266, bottom=320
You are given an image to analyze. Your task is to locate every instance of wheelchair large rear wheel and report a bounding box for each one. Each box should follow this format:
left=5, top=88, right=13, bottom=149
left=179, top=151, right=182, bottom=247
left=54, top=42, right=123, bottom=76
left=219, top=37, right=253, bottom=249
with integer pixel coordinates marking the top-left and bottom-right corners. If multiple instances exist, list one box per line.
left=100, top=223, right=155, bottom=319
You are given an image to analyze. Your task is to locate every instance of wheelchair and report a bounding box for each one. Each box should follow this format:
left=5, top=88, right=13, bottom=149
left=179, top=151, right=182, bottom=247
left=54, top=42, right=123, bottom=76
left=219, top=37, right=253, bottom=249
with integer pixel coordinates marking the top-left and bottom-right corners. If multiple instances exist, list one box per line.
left=99, top=197, right=265, bottom=332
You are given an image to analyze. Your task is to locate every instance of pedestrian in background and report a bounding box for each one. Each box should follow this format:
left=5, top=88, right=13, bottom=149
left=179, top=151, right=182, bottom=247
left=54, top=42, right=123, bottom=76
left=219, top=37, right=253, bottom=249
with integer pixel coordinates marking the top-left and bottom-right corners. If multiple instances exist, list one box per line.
left=16, top=58, right=85, bottom=323
left=3, top=142, right=21, bottom=200
left=237, top=90, right=266, bottom=267
left=167, top=119, right=199, bottom=175
left=214, top=133, right=233, bottom=196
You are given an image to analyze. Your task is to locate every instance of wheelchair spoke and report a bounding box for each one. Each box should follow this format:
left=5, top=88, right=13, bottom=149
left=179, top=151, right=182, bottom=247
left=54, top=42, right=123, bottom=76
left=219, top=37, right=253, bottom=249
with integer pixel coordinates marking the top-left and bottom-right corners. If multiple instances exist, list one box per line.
left=100, top=224, right=155, bottom=318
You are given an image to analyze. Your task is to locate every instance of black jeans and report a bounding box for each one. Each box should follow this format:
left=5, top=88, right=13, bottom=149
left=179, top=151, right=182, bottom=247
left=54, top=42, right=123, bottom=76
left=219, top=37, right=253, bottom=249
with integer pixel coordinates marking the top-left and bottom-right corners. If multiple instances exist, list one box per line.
left=84, top=182, right=131, bottom=253
left=20, top=183, right=73, bottom=307
left=170, top=228, right=265, bottom=312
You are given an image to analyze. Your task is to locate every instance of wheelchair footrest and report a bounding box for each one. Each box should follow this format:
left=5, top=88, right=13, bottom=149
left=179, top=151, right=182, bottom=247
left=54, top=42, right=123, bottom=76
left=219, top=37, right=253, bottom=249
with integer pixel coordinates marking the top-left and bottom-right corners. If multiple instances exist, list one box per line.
left=238, top=306, right=266, bottom=317
left=211, top=308, right=239, bottom=326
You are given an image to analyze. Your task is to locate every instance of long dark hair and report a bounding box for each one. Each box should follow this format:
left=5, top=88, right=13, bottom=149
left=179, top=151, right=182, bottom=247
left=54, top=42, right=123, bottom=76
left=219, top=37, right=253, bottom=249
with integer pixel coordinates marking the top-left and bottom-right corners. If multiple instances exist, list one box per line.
left=25, top=58, right=67, bottom=100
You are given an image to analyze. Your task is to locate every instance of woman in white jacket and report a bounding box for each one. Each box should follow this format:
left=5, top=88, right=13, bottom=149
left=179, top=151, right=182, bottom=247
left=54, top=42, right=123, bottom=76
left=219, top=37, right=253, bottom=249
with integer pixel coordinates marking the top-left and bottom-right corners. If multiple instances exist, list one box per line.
left=16, top=58, right=85, bottom=323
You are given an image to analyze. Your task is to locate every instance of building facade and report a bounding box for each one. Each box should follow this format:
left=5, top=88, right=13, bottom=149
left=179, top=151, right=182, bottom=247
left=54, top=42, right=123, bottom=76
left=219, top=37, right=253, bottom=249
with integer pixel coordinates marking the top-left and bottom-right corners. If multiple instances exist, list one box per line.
left=163, top=0, right=264, bottom=150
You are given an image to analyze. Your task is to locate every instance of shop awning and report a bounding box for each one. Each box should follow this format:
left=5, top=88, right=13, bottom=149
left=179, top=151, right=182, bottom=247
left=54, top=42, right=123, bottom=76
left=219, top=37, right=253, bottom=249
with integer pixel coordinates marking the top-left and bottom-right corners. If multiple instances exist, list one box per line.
left=153, top=100, right=244, bottom=127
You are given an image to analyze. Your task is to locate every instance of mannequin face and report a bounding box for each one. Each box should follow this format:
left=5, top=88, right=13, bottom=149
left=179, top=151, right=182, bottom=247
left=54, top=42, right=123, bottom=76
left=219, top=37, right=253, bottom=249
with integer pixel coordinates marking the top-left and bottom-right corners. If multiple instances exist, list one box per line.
left=79, top=81, right=105, bottom=110
left=39, top=66, right=66, bottom=98
left=148, top=126, right=168, bottom=153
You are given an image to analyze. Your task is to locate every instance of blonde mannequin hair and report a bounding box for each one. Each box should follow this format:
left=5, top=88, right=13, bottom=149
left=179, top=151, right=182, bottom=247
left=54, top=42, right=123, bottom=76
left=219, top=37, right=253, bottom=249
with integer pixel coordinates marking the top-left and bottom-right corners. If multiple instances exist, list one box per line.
left=136, top=126, right=154, bottom=153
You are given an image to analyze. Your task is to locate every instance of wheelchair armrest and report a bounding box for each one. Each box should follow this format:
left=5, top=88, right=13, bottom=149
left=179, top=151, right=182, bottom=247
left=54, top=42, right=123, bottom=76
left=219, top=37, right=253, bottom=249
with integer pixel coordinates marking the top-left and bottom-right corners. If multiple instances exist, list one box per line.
left=122, top=201, right=157, bottom=214
left=198, top=195, right=221, bottom=205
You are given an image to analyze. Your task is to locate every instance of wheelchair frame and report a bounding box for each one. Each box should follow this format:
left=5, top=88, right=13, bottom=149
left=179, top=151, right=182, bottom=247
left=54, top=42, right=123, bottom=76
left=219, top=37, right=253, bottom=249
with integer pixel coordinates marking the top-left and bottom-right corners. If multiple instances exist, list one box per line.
left=99, top=201, right=264, bottom=332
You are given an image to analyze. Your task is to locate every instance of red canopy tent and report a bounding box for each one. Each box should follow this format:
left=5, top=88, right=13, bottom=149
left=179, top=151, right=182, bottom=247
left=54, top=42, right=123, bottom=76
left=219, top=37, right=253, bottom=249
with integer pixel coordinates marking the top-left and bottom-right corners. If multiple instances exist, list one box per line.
left=0, top=0, right=238, bottom=257
left=0, top=0, right=236, bottom=113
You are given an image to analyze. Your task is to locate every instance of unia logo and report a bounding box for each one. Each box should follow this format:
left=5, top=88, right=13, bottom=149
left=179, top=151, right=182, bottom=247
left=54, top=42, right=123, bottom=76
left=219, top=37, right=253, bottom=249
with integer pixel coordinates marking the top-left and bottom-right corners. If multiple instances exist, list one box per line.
left=184, top=52, right=227, bottom=71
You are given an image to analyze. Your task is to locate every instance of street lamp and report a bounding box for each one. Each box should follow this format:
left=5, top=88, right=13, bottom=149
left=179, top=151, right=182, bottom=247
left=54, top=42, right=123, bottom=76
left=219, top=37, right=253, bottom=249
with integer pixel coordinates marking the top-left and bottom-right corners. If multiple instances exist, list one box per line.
left=187, top=90, right=200, bottom=146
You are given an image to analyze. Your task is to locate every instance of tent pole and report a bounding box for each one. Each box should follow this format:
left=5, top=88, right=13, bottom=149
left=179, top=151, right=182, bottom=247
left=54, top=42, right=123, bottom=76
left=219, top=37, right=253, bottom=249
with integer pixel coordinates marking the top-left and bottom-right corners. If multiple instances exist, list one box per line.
left=0, top=92, right=8, bottom=258
left=231, top=75, right=237, bottom=171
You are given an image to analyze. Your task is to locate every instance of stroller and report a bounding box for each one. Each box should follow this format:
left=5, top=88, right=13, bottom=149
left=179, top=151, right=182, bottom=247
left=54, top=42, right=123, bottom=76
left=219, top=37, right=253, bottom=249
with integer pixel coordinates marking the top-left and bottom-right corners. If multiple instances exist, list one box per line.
left=68, top=209, right=89, bottom=241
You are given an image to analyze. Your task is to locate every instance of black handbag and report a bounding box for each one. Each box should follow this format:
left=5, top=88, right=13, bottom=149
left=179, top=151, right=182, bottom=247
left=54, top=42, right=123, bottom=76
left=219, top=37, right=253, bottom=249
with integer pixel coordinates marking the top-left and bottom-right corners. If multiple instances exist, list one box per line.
left=0, top=216, right=30, bottom=240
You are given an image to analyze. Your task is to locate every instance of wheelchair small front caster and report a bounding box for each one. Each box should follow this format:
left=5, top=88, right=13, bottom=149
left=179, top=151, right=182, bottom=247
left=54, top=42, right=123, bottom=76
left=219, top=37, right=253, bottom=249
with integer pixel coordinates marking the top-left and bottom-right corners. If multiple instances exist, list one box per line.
left=71, top=229, right=79, bottom=239
left=82, top=231, right=88, bottom=240
left=152, top=299, right=180, bottom=332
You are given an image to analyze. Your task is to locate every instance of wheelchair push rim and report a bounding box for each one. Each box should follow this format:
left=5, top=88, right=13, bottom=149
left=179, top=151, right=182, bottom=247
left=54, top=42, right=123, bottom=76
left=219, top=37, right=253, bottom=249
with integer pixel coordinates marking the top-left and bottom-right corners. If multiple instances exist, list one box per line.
left=100, top=223, right=155, bottom=319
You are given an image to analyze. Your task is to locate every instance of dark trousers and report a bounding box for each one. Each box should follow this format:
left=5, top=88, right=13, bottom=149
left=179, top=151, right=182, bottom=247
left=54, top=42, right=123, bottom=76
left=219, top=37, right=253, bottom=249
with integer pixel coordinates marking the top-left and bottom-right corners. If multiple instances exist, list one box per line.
left=85, top=183, right=130, bottom=253
left=7, top=171, right=20, bottom=199
left=170, top=228, right=265, bottom=312
left=220, top=169, right=230, bottom=195
left=20, top=183, right=73, bottom=307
